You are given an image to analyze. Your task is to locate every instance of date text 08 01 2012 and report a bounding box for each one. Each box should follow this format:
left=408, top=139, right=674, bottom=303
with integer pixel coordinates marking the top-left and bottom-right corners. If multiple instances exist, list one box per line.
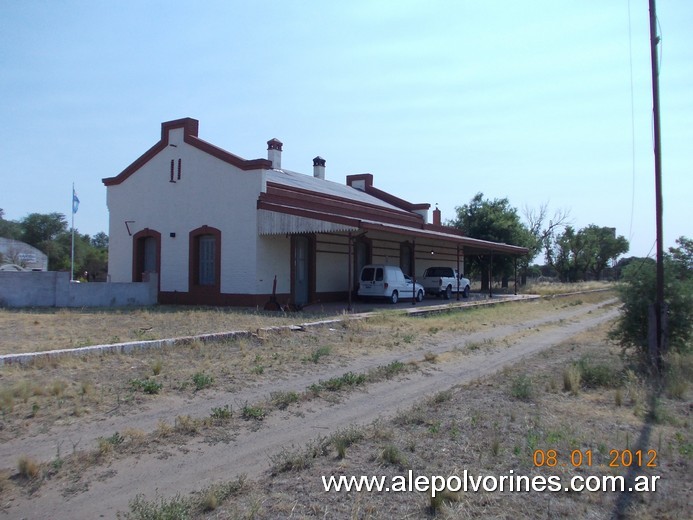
left=533, top=449, right=657, bottom=469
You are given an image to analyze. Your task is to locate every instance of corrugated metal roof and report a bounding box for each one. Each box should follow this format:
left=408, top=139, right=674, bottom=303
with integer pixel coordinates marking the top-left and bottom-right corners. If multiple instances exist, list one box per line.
left=266, top=169, right=404, bottom=212
left=257, top=209, right=358, bottom=235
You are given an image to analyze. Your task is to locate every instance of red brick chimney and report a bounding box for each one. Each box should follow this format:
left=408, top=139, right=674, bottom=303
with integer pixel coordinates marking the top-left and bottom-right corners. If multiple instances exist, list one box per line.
left=433, top=206, right=441, bottom=226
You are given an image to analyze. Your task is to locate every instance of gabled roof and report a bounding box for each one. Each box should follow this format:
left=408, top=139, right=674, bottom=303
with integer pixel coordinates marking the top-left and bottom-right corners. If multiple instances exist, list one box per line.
left=102, top=118, right=271, bottom=186
left=103, top=118, right=529, bottom=256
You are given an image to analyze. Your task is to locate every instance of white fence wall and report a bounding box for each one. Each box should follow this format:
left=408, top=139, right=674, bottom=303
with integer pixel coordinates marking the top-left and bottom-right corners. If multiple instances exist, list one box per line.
left=0, top=271, right=158, bottom=308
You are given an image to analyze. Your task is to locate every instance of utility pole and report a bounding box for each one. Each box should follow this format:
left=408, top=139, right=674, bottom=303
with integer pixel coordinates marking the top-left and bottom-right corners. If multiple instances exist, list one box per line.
left=648, top=0, right=666, bottom=368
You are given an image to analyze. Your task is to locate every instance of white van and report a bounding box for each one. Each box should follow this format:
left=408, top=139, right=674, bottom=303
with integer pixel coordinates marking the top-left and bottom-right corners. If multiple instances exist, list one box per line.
left=357, top=264, right=424, bottom=304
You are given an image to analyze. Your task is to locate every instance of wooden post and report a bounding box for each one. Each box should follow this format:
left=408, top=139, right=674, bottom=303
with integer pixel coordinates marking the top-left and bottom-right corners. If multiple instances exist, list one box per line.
left=456, top=244, right=461, bottom=301
left=489, top=251, right=494, bottom=299
left=347, top=232, right=353, bottom=312
left=411, top=238, right=416, bottom=305
left=649, top=0, right=666, bottom=368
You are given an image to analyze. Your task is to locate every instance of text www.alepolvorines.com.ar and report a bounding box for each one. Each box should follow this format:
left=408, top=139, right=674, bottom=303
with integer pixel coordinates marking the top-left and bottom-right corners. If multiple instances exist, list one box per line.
left=322, top=470, right=661, bottom=496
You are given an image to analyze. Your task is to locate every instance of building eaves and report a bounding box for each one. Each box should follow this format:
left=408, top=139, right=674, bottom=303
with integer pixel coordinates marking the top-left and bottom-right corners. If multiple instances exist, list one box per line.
left=103, top=118, right=271, bottom=186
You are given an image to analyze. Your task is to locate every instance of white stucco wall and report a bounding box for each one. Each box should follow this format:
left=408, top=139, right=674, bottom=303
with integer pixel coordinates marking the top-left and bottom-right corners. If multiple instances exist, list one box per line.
left=315, top=235, right=349, bottom=293
left=255, top=236, right=291, bottom=295
left=106, top=127, right=265, bottom=294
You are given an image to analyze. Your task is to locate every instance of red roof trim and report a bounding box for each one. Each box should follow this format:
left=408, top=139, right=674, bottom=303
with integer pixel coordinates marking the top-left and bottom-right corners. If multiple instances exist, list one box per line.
left=264, top=183, right=423, bottom=227
left=185, top=135, right=271, bottom=171
left=365, top=185, right=430, bottom=212
left=345, top=173, right=429, bottom=212
left=102, top=118, right=271, bottom=186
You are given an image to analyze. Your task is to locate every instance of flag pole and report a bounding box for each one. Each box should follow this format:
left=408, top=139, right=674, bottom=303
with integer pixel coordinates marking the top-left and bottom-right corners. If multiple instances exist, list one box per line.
left=71, top=183, right=75, bottom=281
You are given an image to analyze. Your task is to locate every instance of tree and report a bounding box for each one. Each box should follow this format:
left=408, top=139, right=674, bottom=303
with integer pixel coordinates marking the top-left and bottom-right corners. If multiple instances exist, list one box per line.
left=546, top=225, right=628, bottom=281
left=551, top=226, right=587, bottom=282
left=581, top=225, right=629, bottom=280
left=450, top=193, right=532, bottom=290
left=91, top=231, right=109, bottom=250
left=0, top=208, right=22, bottom=240
left=20, top=212, right=68, bottom=248
left=611, top=236, right=692, bottom=358
left=2, top=211, right=108, bottom=276
left=523, top=203, right=570, bottom=284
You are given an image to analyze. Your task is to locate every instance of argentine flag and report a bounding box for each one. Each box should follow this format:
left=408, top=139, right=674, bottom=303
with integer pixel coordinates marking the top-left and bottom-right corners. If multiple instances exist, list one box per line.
left=72, top=189, right=80, bottom=214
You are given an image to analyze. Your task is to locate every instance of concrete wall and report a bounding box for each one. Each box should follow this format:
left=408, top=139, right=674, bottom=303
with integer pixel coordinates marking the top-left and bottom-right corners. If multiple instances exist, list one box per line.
left=0, top=271, right=158, bottom=308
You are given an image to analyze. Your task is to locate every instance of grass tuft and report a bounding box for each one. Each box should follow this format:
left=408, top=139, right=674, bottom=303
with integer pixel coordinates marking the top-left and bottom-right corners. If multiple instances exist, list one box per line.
left=241, top=402, right=266, bottom=421
left=17, top=455, right=40, bottom=480
left=563, top=364, right=581, bottom=395
left=379, top=444, right=408, bottom=467
left=510, top=374, right=534, bottom=400
left=270, top=391, right=299, bottom=410
left=130, top=378, right=162, bottom=395
left=210, top=405, right=232, bottom=421
left=192, top=372, right=214, bottom=391
left=331, top=425, right=365, bottom=459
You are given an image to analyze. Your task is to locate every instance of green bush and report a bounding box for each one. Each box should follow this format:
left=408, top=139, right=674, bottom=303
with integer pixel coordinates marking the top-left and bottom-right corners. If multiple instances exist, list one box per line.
left=577, top=357, right=619, bottom=388
left=270, top=391, right=299, bottom=410
left=241, top=402, right=266, bottom=421
left=611, top=237, right=693, bottom=358
left=510, top=374, right=533, bottom=401
left=210, top=405, right=232, bottom=421
left=192, top=372, right=213, bottom=391
left=130, top=378, right=162, bottom=395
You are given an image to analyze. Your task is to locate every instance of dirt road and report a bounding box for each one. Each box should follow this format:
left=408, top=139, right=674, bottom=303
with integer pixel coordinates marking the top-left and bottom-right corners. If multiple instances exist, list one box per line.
left=2, top=298, right=619, bottom=519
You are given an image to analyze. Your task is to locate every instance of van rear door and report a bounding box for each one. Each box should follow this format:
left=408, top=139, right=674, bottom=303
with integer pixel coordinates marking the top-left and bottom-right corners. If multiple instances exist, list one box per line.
left=359, top=266, right=384, bottom=296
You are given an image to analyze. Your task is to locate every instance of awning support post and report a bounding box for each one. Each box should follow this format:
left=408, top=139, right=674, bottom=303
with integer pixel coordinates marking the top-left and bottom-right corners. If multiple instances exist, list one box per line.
left=456, top=244, right=461, bottom=301
left=411, top=238, right=417, bottom=305
left=514, top=256, right=518, bottom=296
left=347, top=232, right=353, bottom=312
left=489, top=251, right=494, bottom=299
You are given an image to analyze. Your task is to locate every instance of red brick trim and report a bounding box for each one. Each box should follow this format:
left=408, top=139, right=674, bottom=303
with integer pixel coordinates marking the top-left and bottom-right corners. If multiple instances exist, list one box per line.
left=132, top=228, right=161, bottom=285
left=345, top=173, right=429, bottom=212
left=188, top=225, right=222, bottom=300
left=262, top=186, right=423, bottom=228
left=103, top=118, right=271, bottom=186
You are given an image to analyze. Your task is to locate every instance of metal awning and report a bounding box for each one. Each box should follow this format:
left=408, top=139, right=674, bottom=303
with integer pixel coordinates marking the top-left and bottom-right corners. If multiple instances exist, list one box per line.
left=257, top=209, right=358, bottom=236
left=256, top=203, right=528, bottom=256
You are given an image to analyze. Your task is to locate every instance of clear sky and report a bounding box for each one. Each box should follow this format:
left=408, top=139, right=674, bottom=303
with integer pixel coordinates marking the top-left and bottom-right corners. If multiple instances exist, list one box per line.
left=1, top=1, right=690, bottom=260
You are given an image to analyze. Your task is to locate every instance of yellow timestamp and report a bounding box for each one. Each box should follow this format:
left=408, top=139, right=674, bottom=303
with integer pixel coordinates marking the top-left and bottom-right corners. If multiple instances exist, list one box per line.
left=533, top=449, right=658, bottom=468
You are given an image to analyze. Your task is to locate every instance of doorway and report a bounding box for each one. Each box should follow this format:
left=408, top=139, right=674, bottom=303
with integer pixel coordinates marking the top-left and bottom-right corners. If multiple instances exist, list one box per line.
left=292, top=235, right=313, bottom=306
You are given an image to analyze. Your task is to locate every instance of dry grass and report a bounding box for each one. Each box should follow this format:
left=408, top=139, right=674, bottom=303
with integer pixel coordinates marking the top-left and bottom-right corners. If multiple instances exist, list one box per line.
left=195, top=321, right=690, bottom=520
left=521, top=280, right=615, bottom=296
left=0, top=292, right=617, bottom=446
left=0, top=306, right=338, bottom=355
left=3, top=289, right=688, bottom=519
left=0, top=289, right=616, bottom=357
left=17, top=455, right=40, bottom=479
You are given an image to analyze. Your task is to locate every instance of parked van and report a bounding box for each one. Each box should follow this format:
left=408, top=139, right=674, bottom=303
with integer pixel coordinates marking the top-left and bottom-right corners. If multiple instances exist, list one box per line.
left=357, top=264, right=424, bottom=304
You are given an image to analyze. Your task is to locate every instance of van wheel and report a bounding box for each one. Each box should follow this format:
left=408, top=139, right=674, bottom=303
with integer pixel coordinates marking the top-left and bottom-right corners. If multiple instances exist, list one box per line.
left=444, top=285, right=452, bottom=300
left=390, top=291, right=399, bottom=304
left=416, top=289, right=424, bottom=302
left=462, top=285, right=470, bottom=298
